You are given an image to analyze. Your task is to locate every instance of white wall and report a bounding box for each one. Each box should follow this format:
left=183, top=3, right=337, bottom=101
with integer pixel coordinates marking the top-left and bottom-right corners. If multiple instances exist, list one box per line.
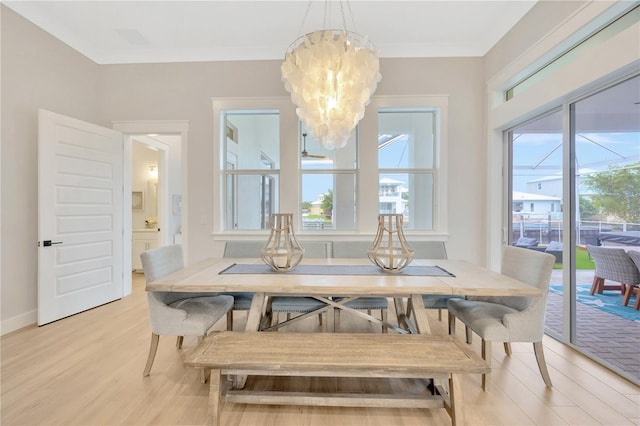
left=3, top=1, right=634, bottom=333
left=1, top=6, right=102, bottom=332
left=483, top=0, right=639, bottom=268
left=98, top=56, right=487, bottom=266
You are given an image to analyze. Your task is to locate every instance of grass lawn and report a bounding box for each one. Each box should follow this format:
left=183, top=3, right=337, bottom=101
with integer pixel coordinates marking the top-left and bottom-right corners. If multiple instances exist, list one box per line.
left=553, top=246, right=595, bottom=270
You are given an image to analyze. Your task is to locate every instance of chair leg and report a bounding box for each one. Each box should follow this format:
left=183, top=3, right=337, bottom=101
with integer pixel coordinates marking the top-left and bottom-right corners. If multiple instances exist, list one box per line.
left=623, top=284, right=633, bottom=307
left=437, top=309, right=443, bottom=321
left=381, top=309, right=388, bottom=333
left=226, top=310, right=233, bottom=331
left=503, top=342, right=512, bottom=356
left=143, top=333, right=160, bottom=377
left=481, top=339, right=491, bottom=392
left=590, top=276, right=606, bottom=295
left=533, top=341, right=553, bottom=387
left=176, top=336, right=184, bottom=349
left=334, top=309, right=341, bottom=332
left=448, top=313, right=456, bottom=335
left=465, top=326, right=472, bottom=344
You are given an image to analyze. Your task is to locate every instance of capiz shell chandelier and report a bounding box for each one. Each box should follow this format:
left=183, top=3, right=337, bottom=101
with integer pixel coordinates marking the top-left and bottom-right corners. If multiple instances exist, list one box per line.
left=281, top=13, right=381, bottom=150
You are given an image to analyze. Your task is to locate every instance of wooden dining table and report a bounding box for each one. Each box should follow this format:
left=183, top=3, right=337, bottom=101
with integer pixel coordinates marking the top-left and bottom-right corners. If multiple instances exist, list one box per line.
left=145, top=257, right=542, bottom=335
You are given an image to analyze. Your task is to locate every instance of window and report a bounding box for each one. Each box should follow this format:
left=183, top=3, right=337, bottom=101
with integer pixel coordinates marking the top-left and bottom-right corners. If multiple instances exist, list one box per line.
left=222, top=111, right=280, bottom=230
left=300, top=123, right=358, bottom=231
left=378, top=108, right=439, bottom=230
left=213, top=95, right=447, bottom=235
left=506, top=5, right=639, bottom=101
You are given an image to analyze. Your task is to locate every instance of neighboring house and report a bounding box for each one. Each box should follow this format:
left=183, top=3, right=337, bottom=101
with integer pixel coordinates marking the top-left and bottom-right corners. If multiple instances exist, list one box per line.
left=512, top=191, right=562, bottom=219
left=378, top=178, right=407, bottom=215
left=308, top=196, right=323, bottom=216
left=526, top=175, right=563, bottom=198
left=525, top=168, right=598, bottom=199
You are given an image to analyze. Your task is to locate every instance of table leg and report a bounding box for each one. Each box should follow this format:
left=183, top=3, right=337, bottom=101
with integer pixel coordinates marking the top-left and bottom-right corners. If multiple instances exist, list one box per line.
left=233, top=292, right=266, bottom=389
left=409, top=294, right=431, bottom=334
left=245, top=292, right=266, bottom=332
left=393, top=297, right=410, bottom=331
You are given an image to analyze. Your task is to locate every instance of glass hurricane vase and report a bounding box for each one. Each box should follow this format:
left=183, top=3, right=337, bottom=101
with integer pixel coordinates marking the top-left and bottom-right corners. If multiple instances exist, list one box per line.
left=368, top=214, right=415, bottom=273
left=261, top=213, right=304, bottom=272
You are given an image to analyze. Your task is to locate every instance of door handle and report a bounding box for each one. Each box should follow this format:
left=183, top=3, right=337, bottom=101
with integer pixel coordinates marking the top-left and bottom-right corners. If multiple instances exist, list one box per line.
left=40, top=240, right=63, bottom=247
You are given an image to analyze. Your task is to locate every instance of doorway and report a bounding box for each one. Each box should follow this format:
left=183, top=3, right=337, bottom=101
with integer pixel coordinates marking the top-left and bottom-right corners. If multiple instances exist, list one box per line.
left=131, top=139, right=161, bottom=272
left=113, top=120, right=188, bottom=296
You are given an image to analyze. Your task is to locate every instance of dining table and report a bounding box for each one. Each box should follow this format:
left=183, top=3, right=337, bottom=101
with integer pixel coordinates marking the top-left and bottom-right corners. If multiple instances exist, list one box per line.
left=145, top=257, right=542, bottom=335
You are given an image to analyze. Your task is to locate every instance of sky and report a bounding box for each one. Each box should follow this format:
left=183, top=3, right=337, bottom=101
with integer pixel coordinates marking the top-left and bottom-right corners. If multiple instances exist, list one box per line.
left=512, top=132, right=639, bottom=192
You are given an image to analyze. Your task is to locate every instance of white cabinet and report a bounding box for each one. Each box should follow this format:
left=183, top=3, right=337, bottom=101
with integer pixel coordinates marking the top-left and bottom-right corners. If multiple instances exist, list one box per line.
left=132, top=229, right=159, bottom=271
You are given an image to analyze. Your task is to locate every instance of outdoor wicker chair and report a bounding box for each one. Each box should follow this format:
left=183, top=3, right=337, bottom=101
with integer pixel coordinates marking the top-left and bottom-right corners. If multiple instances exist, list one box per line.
left=587, top=245, right=640, bottom=300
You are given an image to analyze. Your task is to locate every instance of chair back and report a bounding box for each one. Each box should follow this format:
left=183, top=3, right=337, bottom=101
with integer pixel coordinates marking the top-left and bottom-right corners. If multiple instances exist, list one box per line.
left=498, top=246, right=555, bottom=341
left=475, top=246, right=555, bottom=311
left=140, top=244, right=184, bottom=282
left=587, top=245, right=640, bottom=284
left=224, top=240, right=329, bottom=259
left=331, top=241, right=371, bottom=258
left=626, top=250, right=640, bottom=275
left=502, top=246, right=555, bottom=292
left=140, top=244, right=197, bottom=308
left=411, top=241, right=447, bottom=259
left=223, top=241, right=264, bottom=258
left=332, top=240, right=447, bottom=260
left=301, top=241, right=331, bottom=258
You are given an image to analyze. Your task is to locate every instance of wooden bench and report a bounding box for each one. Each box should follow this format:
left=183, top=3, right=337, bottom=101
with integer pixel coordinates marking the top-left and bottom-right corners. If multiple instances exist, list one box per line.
left=184, top=331, right=489, bottom=426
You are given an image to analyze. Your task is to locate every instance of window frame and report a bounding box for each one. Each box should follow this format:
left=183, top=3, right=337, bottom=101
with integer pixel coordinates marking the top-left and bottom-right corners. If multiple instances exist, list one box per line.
left=212, top=95, right=448, bottom=238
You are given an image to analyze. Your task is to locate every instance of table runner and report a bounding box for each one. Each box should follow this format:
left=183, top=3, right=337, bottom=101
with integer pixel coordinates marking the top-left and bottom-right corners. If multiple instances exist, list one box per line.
left=220, top=263, right=455, bottom=277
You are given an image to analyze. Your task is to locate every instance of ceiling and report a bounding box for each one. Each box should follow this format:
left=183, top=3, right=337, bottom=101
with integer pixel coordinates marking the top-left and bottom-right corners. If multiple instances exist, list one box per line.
left=3, top=0, right=537, bottom=64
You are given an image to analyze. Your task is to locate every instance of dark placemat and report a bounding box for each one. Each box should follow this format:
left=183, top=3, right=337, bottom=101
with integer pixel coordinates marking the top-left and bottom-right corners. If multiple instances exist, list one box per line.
left=220, top=263, right=454, bottom=277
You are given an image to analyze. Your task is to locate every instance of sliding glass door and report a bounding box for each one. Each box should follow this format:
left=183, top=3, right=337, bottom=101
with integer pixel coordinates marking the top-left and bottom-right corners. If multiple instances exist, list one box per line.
left=507, top=75, right=640, bottom=383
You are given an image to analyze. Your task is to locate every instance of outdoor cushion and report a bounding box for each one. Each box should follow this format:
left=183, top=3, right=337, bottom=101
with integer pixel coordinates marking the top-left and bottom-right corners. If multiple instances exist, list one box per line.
left=546, top=241, right=563, bottom=252
left=513, top=237, right=538, bottom=248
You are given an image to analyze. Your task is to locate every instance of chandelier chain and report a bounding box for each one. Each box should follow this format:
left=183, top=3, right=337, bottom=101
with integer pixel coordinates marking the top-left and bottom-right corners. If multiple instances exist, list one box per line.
left=345, top=0, right=357, bottom=33
left=297, top=1, right=313, bottom=38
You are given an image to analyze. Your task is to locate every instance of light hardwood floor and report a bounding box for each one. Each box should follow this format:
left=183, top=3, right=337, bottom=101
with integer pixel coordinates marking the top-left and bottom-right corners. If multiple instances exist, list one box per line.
left=1, top=273, right=639, bottom=425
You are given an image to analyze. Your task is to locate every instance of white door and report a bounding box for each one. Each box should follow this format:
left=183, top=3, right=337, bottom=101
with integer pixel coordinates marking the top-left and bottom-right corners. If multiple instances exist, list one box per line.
left=38, top=110, right=124, bottom=325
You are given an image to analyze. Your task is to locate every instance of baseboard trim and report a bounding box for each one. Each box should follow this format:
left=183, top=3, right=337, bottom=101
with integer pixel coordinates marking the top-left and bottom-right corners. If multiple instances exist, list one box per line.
left=1, top=310, right=37, bottom=336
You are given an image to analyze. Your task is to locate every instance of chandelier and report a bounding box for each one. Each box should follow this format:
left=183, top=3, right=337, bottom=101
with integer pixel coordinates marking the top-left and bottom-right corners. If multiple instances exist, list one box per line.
left=281, top=2, right=382, bottom=150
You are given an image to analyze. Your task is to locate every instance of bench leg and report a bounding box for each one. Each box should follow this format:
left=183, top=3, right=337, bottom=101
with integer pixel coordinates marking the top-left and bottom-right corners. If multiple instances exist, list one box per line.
left=207, top=369, right=223, bottom=426
left=449, top=374, right=464, bottom=426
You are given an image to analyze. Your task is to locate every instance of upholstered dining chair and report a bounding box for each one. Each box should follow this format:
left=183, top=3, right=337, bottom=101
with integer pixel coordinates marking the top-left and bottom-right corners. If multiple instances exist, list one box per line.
left=222, top=241, right=263, bottom=329
left=140, top=245, right=233, bottom=380
left=624, top=250, right=640, bottom=309
left=404, top=241, right=462, bottom=325
left=269, top=241, right=331, bottom=330
left=331, top=241, right=389, bottom=332
left=223, top=240, right=329, bottom=330
left=587, top=245, right=640, bottom=299
left=447, top=246, right=556, bottom=391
